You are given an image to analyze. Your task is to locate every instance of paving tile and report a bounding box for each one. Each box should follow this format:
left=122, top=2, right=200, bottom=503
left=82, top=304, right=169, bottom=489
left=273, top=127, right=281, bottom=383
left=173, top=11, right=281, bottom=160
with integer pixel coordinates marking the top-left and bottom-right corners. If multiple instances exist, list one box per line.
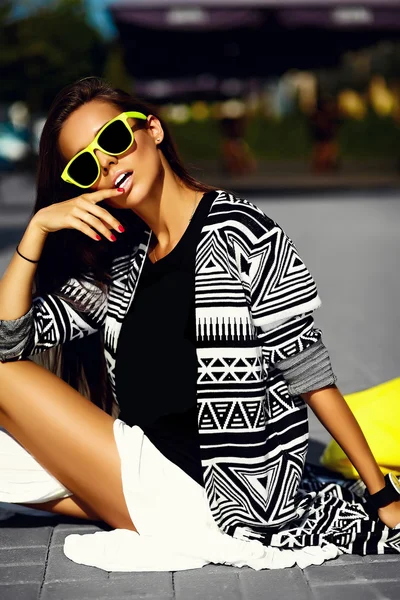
left=0, top=526, right=52, bottom=548
left=311, top=584, right=379, bottom=600
left=198, top=563, right=250, bottom=574
left=0, top=563, right=46, bottom=584
left=41, top=580, right=173, bottom=600
left=0, top=583, right=41, bottom=600
left=364, top=554, right=400, bottom=563
left=44, top=543, right=108, bottom=583
left=321, top=552, right=400, bottom=567
left=312, top=581, right=400, bottom=600
left=319, top=553, right=400, bottom=568
left=174, top=568, right=242, bottom=600
left=304, top=560, right=400, bottom=586
left=373, top=581, right=400, bottom=599
left=321, top=553, right=370, bottom=566
left=108, top=570, right=173, bottom=595
left=305, top=564, right=358, bottom=586
left=325, top=553, right=400, bottom=566
left=345, top=562, right=400, bottom=582
left=239, top=566, right=312, bottom=600
left=0, top=545, right=48, bottom=565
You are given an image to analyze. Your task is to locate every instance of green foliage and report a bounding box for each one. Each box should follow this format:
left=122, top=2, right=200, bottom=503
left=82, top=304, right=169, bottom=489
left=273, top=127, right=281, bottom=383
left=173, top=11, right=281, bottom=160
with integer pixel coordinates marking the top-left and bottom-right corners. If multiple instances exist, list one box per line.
left=171, top=113, right=399, bottom=161
left=169, top=119, right=221, bottom=160
left=339, top=111, right=400, bottom=158
left=170, top=114, right=312, bottom=161
left=247, top=114, right=312, bottom=159
left=0, top=0, right=107, bottom=111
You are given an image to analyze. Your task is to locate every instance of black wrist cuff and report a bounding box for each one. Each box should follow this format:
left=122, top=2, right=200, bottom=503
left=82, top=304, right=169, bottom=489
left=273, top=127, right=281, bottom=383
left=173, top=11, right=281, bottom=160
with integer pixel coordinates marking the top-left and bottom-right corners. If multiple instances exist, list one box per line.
left=367, top=473, right=400, bottom=511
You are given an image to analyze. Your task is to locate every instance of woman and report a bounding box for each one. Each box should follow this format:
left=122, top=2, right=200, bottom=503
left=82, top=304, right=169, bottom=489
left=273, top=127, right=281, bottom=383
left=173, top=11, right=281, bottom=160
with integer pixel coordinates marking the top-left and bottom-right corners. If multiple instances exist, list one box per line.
left=0, top=77, right=399, bottom=572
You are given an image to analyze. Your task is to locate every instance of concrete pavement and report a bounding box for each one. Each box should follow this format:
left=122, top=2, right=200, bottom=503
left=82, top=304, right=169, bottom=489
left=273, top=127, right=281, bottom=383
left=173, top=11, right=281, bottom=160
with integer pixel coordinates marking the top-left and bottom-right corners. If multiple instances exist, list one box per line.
left=1, top=178, right=400, bottom=599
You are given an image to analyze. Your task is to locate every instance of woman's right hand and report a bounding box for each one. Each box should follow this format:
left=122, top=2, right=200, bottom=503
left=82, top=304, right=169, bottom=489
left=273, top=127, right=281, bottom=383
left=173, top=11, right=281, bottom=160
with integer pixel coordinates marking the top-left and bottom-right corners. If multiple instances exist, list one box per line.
left=31, top=187, right=125, bottom=242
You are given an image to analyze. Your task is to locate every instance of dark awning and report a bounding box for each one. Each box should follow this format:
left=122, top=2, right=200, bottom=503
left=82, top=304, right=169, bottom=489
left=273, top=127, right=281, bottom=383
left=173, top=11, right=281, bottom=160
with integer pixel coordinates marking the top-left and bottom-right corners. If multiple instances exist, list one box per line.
left=112, top=8, right=265, bottom=31
left=111, top=0, right=400, bottom=8
left=111, top=0, right=400, bottom=31
left=109, top=1, right=400, bottom=93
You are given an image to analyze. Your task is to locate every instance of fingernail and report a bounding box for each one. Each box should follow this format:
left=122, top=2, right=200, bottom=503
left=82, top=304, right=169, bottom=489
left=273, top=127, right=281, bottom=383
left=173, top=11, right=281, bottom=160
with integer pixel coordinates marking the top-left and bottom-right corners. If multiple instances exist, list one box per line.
left=110, top=234, right=117, bottom=242
left=95, top=234, right=101, bottom=240
left=118, top=225, right=125, bottom=232
left=117, top=188, right=124, bottom=192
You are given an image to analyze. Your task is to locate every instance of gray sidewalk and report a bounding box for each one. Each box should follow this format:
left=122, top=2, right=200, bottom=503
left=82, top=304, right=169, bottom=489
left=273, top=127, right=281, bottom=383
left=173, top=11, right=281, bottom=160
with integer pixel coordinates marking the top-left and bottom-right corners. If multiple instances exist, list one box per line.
left=1, top=184, right=400, bottom=599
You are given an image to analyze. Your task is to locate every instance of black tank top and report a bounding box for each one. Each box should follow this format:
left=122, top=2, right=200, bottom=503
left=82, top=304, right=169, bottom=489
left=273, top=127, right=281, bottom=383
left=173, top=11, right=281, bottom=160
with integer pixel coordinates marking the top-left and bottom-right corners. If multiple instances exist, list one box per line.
left=114, top=190, right=218, bottom=487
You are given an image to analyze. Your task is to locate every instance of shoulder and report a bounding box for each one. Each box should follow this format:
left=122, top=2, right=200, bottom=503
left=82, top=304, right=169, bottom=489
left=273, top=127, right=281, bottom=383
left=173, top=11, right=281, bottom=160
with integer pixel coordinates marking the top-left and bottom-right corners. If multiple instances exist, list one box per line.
left=210, top=189, right=280, bottom=242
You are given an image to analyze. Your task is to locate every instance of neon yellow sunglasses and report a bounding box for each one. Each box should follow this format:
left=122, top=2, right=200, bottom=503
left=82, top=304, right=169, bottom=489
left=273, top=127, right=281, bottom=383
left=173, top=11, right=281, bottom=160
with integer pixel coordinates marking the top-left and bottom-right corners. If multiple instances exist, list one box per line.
left=61, top=111, right=147, bottom=188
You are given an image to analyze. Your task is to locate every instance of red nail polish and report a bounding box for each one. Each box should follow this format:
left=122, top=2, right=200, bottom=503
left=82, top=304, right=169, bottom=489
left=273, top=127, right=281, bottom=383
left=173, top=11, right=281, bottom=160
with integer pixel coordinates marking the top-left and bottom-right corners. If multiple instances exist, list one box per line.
left=95, top=234, right=101, bottom=240
left=117, top=188, right=124, bottom=192
left=118, top=225, right=125, bottom=232
left=110, top=234, right=117, bottom=242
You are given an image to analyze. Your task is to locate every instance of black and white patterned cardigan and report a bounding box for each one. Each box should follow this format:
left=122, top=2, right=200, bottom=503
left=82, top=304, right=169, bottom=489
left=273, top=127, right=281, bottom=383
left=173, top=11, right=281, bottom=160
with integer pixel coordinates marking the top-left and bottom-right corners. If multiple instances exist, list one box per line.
left=0, top=190, right=324, bottom=541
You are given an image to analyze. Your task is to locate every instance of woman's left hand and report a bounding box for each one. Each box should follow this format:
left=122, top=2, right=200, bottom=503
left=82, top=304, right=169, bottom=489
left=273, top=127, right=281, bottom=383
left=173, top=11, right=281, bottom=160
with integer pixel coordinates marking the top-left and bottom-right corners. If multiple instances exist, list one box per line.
left=377, top=500, right=400, bottom=529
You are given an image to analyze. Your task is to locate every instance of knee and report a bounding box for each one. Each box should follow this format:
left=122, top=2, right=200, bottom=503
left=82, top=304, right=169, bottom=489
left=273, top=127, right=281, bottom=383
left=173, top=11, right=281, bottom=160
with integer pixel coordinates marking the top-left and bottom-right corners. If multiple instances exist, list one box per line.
left=111, top=508, right=138, bottom=532
left=116, top=517, right=138, bottom=532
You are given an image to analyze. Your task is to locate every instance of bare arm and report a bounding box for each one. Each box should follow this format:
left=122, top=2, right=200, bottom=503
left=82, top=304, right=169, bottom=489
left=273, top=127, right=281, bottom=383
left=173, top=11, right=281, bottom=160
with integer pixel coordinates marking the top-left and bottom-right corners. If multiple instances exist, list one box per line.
left=302, top=385, right=400, bottom=528
left=0, top=217, right=107, bottom=363
left=0, top=187, right=125, bottom=361
left=302, top=385, right=384, bottom=493
left=0, top=220, right=48, bottom=321
left=0, top=185, right=123, bottom=321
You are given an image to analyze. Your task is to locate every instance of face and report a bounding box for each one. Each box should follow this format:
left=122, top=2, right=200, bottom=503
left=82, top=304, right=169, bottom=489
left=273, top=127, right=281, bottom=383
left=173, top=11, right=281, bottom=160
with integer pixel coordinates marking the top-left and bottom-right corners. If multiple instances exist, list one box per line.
left=58, top=100, right=165, bottom=209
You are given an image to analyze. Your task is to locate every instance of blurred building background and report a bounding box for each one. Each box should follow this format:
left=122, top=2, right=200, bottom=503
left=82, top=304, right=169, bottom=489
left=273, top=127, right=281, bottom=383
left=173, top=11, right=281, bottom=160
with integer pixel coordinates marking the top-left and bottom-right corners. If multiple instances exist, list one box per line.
left=0, top=0, right=400, bottom=188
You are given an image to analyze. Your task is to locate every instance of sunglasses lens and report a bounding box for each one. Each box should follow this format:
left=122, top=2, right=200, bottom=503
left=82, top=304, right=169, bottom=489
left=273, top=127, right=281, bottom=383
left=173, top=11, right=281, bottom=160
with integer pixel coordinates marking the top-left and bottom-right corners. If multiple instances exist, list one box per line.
left=98, top=120, right=132, bottom=154
left=68, top=152, right=99, bottom=187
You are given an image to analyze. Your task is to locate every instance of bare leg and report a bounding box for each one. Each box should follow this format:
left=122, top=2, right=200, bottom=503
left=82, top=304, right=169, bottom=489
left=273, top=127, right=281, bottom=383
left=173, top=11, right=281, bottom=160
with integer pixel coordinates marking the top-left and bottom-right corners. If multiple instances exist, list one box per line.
left=17, top=496, right=101, bottom=521
left=0, top=359, right=137, bottom=532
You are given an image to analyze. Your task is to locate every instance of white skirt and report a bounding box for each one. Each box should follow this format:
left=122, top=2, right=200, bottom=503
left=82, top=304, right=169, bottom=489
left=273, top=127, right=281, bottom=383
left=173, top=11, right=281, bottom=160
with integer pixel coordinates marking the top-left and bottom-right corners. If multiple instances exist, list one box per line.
left=0, top=419, right=342, bottom=572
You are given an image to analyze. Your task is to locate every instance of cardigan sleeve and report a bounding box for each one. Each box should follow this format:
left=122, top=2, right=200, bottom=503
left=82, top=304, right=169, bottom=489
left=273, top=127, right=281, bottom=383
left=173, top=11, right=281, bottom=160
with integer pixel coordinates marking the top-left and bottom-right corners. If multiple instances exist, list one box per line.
left=0, top=275, right=107, bottom=363
left=244, top=209, right=330, bottom=381
left=274, top=336, right=337, bottom=395
left=247, top=218, right=321, bottom=328
left=257, top=310, right=322, bottom=369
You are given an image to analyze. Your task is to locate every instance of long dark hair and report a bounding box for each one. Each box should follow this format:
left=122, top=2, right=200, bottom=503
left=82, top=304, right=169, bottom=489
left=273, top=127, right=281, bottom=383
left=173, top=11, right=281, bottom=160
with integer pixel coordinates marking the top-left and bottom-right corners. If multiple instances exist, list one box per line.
left=32, top=76, right=215, bottom=416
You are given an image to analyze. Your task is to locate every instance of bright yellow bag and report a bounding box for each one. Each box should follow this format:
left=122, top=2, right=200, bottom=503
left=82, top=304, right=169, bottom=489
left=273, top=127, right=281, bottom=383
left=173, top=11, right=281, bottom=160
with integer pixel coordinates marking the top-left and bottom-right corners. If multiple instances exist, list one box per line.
left=320, top=377, right=400, bottom=479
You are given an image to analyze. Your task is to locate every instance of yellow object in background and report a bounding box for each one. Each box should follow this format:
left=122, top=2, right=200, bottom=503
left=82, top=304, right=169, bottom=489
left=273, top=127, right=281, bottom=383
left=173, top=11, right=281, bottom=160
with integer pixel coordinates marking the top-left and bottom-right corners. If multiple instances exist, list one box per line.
left=320, top=378, right=400, bottom=479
